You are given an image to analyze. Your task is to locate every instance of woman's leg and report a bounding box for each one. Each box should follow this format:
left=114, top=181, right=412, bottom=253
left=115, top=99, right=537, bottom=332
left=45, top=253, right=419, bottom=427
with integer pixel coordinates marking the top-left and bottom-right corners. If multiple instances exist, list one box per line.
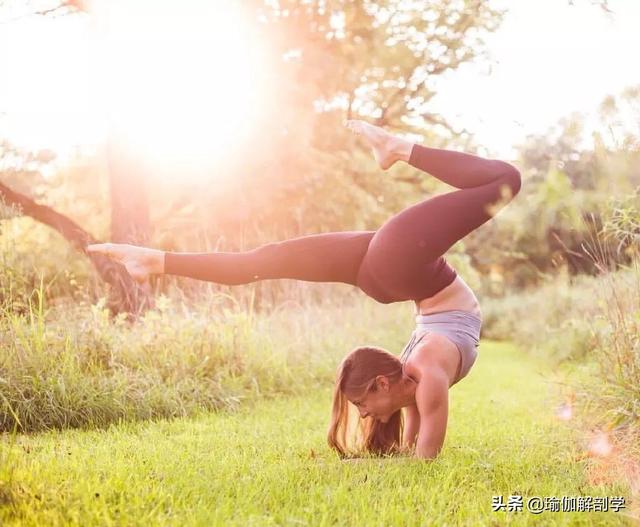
left=349, top=120, right=522, bottom=302
left=163, top=231, right=375, bottom=286
left=89, top=232, right=375, bottom=286
left=383, top=142, right=522, bottom=258
left=88, top=122, right=520, bottom=302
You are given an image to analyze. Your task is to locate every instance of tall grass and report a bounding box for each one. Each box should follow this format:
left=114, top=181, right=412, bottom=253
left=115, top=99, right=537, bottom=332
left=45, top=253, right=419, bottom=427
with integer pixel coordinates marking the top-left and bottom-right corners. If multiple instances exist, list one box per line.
left=482, top=190, right=639, bottom=440
left=0, top=277, right=413, bottom=433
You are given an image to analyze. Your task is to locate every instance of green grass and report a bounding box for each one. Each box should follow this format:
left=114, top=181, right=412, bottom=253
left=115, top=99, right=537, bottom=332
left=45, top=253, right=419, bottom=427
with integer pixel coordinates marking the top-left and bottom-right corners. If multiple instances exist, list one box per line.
left=0, top=289, right=409, bottom=433
left=0, top=339, right=631, bottom=526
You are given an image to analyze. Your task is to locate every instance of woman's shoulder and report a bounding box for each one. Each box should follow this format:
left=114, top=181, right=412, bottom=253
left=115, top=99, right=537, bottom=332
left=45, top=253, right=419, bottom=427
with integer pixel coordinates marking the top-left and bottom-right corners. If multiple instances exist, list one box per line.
left=403, top=333, right=460, bottom=386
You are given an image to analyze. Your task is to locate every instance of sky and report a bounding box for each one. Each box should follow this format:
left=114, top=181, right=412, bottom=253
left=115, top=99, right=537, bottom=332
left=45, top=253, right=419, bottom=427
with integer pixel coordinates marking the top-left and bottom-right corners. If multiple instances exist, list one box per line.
left=0, top=0, right=638, bottom=162
left=428, top=0, right=640, bottom=157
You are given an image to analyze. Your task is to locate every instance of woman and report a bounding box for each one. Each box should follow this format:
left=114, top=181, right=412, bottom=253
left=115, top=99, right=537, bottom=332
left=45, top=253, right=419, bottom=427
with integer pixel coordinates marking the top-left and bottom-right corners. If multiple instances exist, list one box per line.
left=87, top=120, right=521, bottom=460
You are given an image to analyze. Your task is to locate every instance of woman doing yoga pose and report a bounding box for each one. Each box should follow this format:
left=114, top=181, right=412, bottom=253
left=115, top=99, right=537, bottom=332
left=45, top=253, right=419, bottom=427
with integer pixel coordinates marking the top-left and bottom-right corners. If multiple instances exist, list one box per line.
left=87, top=120, right=522, bottom=460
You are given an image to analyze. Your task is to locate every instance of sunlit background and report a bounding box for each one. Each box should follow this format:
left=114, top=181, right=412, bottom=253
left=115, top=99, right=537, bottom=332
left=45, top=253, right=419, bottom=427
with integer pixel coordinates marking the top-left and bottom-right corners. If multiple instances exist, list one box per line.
left=1, top=0, right=639, bottom=171
left=0, top=2, right=639, bottom=517
left=96, top=1, right=272, bottom=176
left=1, top=0, right=275, bottom=181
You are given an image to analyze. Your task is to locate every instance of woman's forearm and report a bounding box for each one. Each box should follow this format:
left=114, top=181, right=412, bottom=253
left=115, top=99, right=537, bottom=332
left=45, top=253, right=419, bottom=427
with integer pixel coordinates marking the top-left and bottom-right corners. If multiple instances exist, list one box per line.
left=403, top=428, right=419, bottom=450
left=402, top=404, right=420, bottom=449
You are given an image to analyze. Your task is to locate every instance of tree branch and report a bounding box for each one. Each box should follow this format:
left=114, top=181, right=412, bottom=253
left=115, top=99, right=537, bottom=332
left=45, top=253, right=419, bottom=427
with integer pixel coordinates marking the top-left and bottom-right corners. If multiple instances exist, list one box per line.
left=0, top=179, right=151, bottom=316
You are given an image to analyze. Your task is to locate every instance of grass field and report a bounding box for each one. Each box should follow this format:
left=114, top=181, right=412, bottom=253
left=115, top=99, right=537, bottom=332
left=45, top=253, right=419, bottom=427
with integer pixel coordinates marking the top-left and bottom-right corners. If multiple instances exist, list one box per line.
left=1, top=338, right=632, bottom=526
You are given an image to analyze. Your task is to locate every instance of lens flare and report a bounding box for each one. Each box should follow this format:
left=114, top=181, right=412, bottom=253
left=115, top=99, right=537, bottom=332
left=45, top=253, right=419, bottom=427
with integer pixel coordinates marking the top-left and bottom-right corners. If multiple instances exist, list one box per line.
left=92, top=0, right=272, bottom=179
left=587, top=429, right=614, bottom=458
left=554, top=402, right=573, bottom=421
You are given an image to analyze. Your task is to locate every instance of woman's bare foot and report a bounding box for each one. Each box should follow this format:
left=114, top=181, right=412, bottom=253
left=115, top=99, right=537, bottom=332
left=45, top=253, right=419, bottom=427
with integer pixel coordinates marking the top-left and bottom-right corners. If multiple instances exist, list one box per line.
left=86, top=243, right=164, bottom=283
left=345, top=119, right=411, bottom=170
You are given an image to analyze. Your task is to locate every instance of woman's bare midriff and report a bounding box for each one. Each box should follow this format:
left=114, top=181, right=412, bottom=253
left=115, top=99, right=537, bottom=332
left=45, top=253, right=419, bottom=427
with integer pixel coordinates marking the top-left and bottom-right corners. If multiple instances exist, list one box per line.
left=415, top=275, right=482, bottom=319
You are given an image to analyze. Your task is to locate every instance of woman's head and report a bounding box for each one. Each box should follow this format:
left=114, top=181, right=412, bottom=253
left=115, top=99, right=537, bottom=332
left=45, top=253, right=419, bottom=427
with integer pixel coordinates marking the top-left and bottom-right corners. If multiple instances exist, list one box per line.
left=327, top=345, right=413, bottom=458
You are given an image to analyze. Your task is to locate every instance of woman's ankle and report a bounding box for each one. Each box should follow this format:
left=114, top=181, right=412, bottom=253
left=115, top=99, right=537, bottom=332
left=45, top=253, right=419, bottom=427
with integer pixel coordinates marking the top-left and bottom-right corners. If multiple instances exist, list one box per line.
left=143, top=248, right=165, bottom=275
left=393, top=138, right=413, bottom=163
left=156, top=250, right=166, bottom=275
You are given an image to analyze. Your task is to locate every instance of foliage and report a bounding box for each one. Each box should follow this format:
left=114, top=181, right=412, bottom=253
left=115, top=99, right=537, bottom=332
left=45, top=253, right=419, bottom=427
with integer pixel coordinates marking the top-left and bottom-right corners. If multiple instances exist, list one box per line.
left=0, top=284, right=410, bottom=433
left=0, top=337, right=628, bottom=524
left=0, top=5, right=639, bottom=306
left=154, top=0, right=507, bottom=247
left=483, top=249, right=639, bottom=433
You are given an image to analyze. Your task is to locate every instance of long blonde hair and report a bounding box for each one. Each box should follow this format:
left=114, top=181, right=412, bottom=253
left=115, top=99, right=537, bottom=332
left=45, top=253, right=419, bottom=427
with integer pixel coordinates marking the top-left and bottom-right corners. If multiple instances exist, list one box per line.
left=327, top=345, right=405, bottom=458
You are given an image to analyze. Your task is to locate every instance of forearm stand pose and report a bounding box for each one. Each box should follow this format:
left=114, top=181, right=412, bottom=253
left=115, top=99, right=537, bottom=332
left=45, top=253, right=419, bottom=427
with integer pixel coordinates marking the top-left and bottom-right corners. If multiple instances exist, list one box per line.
left=88, top=120, right=521, bottom=460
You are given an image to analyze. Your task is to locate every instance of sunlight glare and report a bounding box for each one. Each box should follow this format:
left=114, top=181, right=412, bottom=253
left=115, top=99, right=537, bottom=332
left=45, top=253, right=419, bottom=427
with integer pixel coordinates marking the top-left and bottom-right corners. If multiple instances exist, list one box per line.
left=0, top=14, right=97, bottom=157
left=93, top=0, right=270, bottom=179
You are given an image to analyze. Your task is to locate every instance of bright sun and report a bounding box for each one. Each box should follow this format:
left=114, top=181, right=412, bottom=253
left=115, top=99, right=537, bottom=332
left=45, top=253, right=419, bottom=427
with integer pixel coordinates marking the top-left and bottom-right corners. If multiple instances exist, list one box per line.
left=1, top=0, right=271, bottom=180
left=95, top=0, right=270, bottom=176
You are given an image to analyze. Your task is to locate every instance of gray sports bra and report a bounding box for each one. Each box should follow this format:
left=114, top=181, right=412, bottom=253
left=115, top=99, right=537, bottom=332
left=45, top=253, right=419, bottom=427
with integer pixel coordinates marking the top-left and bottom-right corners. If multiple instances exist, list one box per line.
left=400, top=331, right=428, bottom=364
left=399, top=309, right=482, bottom=383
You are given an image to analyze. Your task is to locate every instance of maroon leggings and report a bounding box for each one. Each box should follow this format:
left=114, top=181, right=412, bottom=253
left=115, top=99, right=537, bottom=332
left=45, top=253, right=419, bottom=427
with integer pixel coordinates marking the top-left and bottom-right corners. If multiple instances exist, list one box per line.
left=164, top=144, right=521, bottom=303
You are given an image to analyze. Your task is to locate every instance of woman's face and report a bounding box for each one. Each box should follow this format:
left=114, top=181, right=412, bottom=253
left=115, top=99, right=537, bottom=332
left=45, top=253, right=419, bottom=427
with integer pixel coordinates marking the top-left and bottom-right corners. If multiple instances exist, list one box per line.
left=348, top=376, right=396, bottom=423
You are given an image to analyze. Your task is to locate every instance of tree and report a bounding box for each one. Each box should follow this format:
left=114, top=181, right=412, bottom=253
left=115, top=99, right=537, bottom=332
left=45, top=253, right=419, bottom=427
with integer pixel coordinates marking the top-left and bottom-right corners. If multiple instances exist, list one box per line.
left=1, top=0, right=154, bottom=316
left=463, top=86, right=640, bottom=291
left=0, top=143, right=153, bottom=317
left=1, top=0, right=512, bottom=313
left=194, top=0, right=509, bottom=238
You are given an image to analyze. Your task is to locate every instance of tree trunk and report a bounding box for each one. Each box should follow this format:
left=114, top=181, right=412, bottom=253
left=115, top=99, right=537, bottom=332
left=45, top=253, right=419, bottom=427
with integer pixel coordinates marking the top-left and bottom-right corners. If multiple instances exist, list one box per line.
left=106, top=131, right=155, bottom=316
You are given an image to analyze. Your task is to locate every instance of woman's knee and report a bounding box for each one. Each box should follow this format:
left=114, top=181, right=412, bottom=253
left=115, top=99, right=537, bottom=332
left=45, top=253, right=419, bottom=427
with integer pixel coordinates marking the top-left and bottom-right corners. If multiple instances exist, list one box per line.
left=494, top=161, right=522, bottom=199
